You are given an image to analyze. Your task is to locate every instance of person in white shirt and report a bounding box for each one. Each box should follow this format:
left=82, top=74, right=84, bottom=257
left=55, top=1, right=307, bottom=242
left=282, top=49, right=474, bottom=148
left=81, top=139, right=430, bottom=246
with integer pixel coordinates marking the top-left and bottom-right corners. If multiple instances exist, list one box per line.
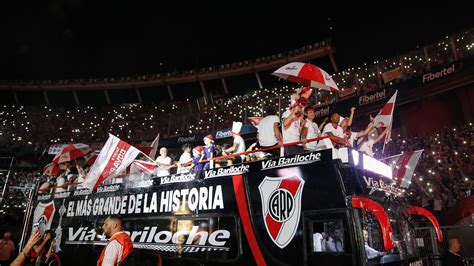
left=257, top=107, right=283, bottom=156
left=75, top=164, right=88, bottom=189
left=301, top=107, right=325, bottom=151
left=54, top=172, right=66, bottom=193
left=343, top=122, right=375, bottom=148
left=363, top=229, right=386, bottom=259
left=358, top=128, right=388, bottom=157
left=317, top=112, right=348, bottom=151
left=177, top=144, right=193, bottom=174
left=223, top=122, right=246, bottom=165
left=282, top=104, right=304, bottom=156
left=155, top=147, right=172, bottom=177
left=338, top=107, right=356, bottom=131
left=313, top=232, right=323, bottom=252
left=324, top=227, right=344, bottom=252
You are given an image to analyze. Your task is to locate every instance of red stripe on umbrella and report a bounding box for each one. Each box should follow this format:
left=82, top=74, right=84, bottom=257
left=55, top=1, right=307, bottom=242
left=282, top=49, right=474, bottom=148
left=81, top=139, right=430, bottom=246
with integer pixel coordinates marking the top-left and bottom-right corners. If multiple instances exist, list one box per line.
left=83, top=152, right=98, bottom=165
left=43, top=163, right=60, bottom=176
left=43, top=163, right=70, bottom=176
left=53, top=143, right=92, bottom=164
left=272, top=62, right=339, bottom=91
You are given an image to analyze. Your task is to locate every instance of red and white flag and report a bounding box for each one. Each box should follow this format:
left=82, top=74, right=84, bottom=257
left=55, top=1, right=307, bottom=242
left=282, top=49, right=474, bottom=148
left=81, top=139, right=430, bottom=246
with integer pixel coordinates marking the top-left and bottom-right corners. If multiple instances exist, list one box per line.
left=374, top=90, right=398, bottom=128
left=130, top=159, right=158, bottom=174
left=84, top=134, right=140, bottom=190
left=384, top=149, right=423, bottom=188
left=374, top=90, right=398, bottom=150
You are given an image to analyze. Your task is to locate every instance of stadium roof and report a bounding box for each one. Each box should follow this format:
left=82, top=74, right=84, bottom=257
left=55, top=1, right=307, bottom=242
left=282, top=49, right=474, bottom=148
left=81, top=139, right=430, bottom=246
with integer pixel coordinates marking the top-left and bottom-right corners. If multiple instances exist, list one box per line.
left=0, top=5, right=472, bottom=81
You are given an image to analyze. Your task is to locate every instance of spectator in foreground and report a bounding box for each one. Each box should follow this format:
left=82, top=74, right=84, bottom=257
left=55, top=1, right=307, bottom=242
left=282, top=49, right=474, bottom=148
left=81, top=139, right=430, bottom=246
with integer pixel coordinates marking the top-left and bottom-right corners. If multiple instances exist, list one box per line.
left=0, top=231, right=15, bottom=265
left=97, top=215, right=133, bottom=266
left=31, top=229, right=56, bottom=265
left=10, top=231, right=41, bottom=266
left=444, top=237, right=464, bottom=266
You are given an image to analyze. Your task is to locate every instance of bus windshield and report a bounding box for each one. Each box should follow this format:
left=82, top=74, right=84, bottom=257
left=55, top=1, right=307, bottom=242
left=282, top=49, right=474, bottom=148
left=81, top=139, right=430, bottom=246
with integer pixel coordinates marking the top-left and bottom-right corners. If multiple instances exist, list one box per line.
left=383, top=201, right=419, bottom=260
left=357, top=200, right=419, bottom=265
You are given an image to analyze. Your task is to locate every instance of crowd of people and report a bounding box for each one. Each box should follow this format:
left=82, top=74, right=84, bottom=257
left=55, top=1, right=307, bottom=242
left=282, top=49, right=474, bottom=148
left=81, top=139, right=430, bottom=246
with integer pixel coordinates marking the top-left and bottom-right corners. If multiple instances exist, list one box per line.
left=0, top=171, right=37, bottom=216
left=384, top=123, right=473, bottom=216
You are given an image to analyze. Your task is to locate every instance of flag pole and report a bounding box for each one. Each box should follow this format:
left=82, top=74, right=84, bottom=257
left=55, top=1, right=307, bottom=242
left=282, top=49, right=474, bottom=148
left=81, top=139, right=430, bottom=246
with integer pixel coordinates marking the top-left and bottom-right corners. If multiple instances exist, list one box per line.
left=148, top=133, right=161, bottom=159
left=138, top=151, right=158, bottom=165
left=381, top=90, right=397, bottom=154
left=381, top=152, right=403, bottom=161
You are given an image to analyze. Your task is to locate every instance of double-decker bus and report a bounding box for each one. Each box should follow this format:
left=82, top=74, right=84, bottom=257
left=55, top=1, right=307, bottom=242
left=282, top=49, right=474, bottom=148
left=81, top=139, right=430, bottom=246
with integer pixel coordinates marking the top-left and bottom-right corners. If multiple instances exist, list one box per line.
left=21, top=148, right=442, bottom=265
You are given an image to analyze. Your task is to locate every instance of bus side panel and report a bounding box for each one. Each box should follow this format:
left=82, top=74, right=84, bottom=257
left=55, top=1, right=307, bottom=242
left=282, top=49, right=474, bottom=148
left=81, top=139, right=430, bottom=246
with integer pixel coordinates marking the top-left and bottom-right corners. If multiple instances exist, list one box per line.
left=28, top=176, right=250, bottom=265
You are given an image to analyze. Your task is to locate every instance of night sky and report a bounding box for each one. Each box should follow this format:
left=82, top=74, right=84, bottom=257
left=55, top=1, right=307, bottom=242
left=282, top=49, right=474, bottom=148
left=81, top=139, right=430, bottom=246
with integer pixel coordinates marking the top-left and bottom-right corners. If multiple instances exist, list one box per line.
left=0, top=3, right=472, bottom=80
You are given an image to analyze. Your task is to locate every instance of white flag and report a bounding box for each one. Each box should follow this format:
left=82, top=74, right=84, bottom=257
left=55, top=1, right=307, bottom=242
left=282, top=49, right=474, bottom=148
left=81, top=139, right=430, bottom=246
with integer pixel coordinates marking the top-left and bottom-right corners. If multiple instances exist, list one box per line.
left=84, top=134, right=140, bottom=190
left=384, top=149, right=423, bottom=188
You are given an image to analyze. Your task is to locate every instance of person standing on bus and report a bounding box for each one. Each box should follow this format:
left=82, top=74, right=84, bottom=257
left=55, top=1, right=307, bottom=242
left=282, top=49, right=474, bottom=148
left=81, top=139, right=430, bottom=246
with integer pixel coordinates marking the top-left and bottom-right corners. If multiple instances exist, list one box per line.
left=257, top=107, right=282, bottom=156
left=223, top=122, right=246, bottom=165
left=338, top=107, right=356, bottom=131
left=203, top=135, right=215, bottom=170
left=155, top=147, right=172, bottom=177
left=191, top=146, right=204, bottom=173
left=55, top=172, right=67, bottom=193
left=301, top=106, right=323, bottom=152
left=177, top=144, right=193, bottom=174
left=97, top=215, right=133, bottom=266
left=358, top=128, right=388, bottom=157
left=317, top=112, right=347, bottom=151
left=282, top=103, right=304, bottom=156
left=344, top=122, right=375, bottom=148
